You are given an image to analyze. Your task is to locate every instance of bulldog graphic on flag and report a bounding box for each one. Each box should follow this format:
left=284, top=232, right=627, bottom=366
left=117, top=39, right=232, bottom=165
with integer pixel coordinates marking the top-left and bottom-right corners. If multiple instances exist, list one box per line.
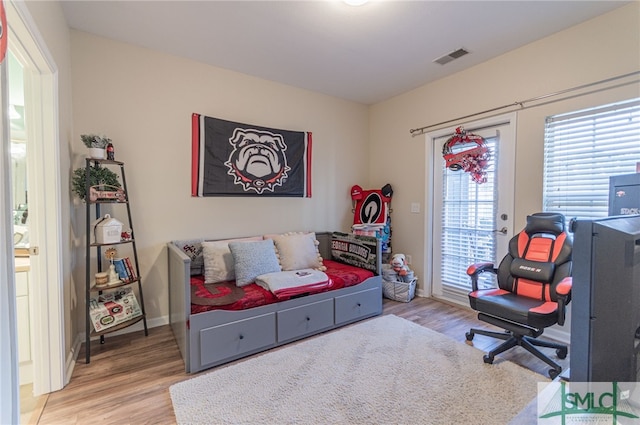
left=192, top=113, right=312, bottom=197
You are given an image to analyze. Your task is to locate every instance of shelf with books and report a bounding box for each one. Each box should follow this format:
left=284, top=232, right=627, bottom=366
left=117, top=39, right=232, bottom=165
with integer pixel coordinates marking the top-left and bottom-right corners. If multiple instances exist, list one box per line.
left=84, top=158, right=148, bottom=363
left=112, top=256, right=138, bottom=283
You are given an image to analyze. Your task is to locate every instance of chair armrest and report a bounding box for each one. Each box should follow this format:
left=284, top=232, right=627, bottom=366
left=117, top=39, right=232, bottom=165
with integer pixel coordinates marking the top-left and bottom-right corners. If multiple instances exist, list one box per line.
left=466, top=262, right=497, bottom=292
left=555, top=277, right=572, bottom=326
left=466, top=262, right=495, bottom=276
left=556, top=276, right=572, bottom=296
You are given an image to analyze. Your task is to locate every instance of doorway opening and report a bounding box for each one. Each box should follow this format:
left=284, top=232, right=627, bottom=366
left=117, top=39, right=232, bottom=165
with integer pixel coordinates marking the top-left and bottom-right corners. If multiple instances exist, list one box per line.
left=8, top=48, right=41, bottom=424
left=4, top=0, right=65, bottom=422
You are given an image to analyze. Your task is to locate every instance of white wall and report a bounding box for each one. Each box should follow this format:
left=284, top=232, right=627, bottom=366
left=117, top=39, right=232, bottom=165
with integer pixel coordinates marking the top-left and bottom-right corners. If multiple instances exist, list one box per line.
left=69, top=31, right=371, bottom=331
left=369, top=3, right=640, bottom=304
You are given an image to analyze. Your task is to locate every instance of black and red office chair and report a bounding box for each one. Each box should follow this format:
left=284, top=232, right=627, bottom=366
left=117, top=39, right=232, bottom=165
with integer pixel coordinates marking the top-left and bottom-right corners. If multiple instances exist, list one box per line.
left=465, top=212, right=572, bottom=379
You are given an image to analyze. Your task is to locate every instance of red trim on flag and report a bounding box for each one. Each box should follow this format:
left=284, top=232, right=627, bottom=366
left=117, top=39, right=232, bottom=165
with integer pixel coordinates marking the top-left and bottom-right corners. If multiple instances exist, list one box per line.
left=306, top=132, right=312, bottom=198
left=191, top=113, right=200, bottom=197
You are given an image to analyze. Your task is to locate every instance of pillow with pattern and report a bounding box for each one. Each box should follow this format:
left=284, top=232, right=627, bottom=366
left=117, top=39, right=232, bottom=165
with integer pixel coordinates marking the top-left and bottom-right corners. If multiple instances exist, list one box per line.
left=174, top=239, right=204, bottom=276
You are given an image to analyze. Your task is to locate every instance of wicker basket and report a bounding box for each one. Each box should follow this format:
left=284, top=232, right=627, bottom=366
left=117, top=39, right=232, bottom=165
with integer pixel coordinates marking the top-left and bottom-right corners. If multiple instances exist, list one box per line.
left=382, top=277, right=417, bottom=303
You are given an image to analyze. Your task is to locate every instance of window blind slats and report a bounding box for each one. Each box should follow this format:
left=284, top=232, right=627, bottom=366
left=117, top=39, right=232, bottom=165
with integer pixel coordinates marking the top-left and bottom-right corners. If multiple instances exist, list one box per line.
left=543, top=98, right=640, bottom=220
left=546, top=100, right=640, bottom=123
left=440, top=137, right=498, bottom=291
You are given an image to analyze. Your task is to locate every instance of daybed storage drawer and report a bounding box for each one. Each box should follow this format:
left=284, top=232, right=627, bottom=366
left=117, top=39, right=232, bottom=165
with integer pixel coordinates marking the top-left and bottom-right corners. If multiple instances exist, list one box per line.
left=277, top=299, right=334, bottom=342
left=199, top=313, right=276, bottom=366
left=334, top=287, right=382, bottom=325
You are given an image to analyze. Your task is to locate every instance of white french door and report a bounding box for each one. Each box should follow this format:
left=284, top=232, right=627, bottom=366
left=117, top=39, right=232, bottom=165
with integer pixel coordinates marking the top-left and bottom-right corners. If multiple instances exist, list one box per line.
left=428, top=114, right=516, bottom=306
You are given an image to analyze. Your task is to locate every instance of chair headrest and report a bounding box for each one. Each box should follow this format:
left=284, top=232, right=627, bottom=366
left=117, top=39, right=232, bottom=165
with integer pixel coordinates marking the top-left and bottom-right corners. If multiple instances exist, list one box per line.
left=525, top=212, right=565, bottom=236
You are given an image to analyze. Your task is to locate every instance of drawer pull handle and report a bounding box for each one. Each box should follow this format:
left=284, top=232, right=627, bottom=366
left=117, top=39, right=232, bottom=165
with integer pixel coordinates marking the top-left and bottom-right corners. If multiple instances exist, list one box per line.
left=306, top=317, right=311, bottom=321
left=357, top=303, right=362, bottom=307
left=239, top=334, right=244, bottom=340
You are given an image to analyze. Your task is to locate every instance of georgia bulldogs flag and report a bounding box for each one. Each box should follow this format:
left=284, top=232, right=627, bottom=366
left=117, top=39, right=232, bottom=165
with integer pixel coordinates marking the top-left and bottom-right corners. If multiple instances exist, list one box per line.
left=192, top=114, right=312, bottom=197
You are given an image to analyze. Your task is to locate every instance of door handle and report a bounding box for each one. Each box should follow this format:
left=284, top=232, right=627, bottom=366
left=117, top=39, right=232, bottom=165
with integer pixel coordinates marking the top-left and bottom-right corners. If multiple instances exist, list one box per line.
left=492, top=227, right=507, bottom=235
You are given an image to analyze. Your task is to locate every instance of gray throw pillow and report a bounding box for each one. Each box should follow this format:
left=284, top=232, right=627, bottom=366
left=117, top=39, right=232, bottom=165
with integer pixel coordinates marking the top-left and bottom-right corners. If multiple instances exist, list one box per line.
left=229, top=239, right=281, bottom=286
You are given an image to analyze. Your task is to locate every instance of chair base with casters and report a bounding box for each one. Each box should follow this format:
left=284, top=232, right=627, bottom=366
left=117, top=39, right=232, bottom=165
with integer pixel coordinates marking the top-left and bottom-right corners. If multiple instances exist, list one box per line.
left=465, top=212, right=573, bottom=380
left=465, top=313, right=567, bottom=379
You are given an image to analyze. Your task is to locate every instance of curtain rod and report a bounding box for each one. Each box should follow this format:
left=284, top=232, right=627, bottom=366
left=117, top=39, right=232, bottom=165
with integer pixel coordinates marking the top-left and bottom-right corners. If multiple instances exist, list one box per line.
left=409, top=71, right=640, bottom=137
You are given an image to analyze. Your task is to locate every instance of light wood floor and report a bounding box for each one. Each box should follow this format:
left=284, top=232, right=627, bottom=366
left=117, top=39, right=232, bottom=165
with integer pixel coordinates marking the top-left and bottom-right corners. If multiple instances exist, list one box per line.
left=30, top=297, right=569, bottom=424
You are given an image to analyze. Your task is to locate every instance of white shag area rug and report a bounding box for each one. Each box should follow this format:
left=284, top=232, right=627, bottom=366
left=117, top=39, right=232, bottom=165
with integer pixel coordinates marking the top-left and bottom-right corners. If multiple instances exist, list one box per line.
left=170, top=314, right=546, bottom=425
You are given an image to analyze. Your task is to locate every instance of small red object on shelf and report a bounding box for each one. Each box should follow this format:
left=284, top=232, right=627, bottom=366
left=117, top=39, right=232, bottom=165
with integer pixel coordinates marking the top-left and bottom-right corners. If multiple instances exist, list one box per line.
left=106, top=143, right=115, bottom=160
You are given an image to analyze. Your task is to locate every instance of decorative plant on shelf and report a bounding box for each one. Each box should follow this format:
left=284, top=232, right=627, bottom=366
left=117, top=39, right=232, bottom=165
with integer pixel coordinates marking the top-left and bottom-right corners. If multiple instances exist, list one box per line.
left=81, top=134, right=111, bottom=149
left=81, top=134, right=112, bottom=159
left=72, top=165, right=121, bottom=201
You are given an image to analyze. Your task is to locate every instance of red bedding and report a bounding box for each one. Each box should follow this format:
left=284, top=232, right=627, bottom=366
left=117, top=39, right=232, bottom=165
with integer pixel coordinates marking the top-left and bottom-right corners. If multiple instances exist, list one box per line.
left=190, top=259, right=374, bottom=314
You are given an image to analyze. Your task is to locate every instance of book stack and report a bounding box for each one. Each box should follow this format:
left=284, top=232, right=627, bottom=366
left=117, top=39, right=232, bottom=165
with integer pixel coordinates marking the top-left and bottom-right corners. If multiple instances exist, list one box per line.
left=113, top=257, right=137, bottom=283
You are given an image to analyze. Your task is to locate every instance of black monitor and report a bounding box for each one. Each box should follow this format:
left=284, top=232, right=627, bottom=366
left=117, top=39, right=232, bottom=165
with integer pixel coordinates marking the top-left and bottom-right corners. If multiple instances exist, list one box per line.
left=570, top=214, right=640, bottom=382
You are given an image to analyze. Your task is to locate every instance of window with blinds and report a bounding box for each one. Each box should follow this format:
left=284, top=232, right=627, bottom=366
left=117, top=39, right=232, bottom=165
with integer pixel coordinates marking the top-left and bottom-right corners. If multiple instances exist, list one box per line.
left=543, top=98, right=640, bottom=220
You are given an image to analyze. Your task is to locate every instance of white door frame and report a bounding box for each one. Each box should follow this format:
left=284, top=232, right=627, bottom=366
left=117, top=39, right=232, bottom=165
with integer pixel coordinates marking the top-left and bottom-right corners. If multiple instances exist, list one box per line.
left=6, top=0, right=65, bottom=396
left=0, top=19, right=20, bottom=425
left=425, top=113, right=517, bottom=306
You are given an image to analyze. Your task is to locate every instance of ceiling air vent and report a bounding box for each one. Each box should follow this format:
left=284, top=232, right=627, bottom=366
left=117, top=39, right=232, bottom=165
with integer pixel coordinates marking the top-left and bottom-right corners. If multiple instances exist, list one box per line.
left=433, top=48, right=469, bottom=65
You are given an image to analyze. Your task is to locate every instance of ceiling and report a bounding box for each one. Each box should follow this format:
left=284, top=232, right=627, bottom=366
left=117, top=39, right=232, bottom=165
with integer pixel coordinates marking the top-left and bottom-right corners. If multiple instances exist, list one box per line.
left=60, top=0, right=631, bottom=105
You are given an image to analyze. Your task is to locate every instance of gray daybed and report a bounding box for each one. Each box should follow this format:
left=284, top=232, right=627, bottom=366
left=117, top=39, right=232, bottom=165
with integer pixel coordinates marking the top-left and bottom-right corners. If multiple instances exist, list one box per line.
left=168, top=232, right=383, bottom=373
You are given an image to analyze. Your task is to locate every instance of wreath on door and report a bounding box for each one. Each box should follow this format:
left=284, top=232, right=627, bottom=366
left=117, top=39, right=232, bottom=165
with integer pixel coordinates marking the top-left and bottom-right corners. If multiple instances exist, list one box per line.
left=442, top=126, right=491, bottom=184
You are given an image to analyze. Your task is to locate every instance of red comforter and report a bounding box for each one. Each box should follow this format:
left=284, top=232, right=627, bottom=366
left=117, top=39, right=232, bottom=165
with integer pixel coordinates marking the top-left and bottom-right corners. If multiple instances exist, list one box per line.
left=190, top=259, right=374, bottom=314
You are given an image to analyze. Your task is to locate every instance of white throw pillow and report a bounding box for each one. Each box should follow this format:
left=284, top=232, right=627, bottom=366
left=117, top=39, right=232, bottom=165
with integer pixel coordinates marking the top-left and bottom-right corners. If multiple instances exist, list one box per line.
left=267, top=232, right=326, bottom=271
left=202, top=236, right=262, bottom=284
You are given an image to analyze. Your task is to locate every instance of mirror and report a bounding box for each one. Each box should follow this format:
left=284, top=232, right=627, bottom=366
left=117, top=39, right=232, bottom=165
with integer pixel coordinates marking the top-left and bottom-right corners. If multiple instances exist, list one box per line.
left=11, top=123, right=28, bottom=249
left=9, top=52, right=28, bottom=249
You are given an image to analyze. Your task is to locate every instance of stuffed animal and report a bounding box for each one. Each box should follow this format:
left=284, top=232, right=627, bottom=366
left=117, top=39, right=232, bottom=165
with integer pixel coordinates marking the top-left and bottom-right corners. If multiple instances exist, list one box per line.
left=390, top=253, right=410, bottom=276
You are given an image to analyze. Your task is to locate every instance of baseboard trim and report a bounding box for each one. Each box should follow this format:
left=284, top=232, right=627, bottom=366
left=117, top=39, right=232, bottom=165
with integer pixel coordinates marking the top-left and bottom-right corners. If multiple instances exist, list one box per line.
left=65, top=334, right=83, bottom=387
